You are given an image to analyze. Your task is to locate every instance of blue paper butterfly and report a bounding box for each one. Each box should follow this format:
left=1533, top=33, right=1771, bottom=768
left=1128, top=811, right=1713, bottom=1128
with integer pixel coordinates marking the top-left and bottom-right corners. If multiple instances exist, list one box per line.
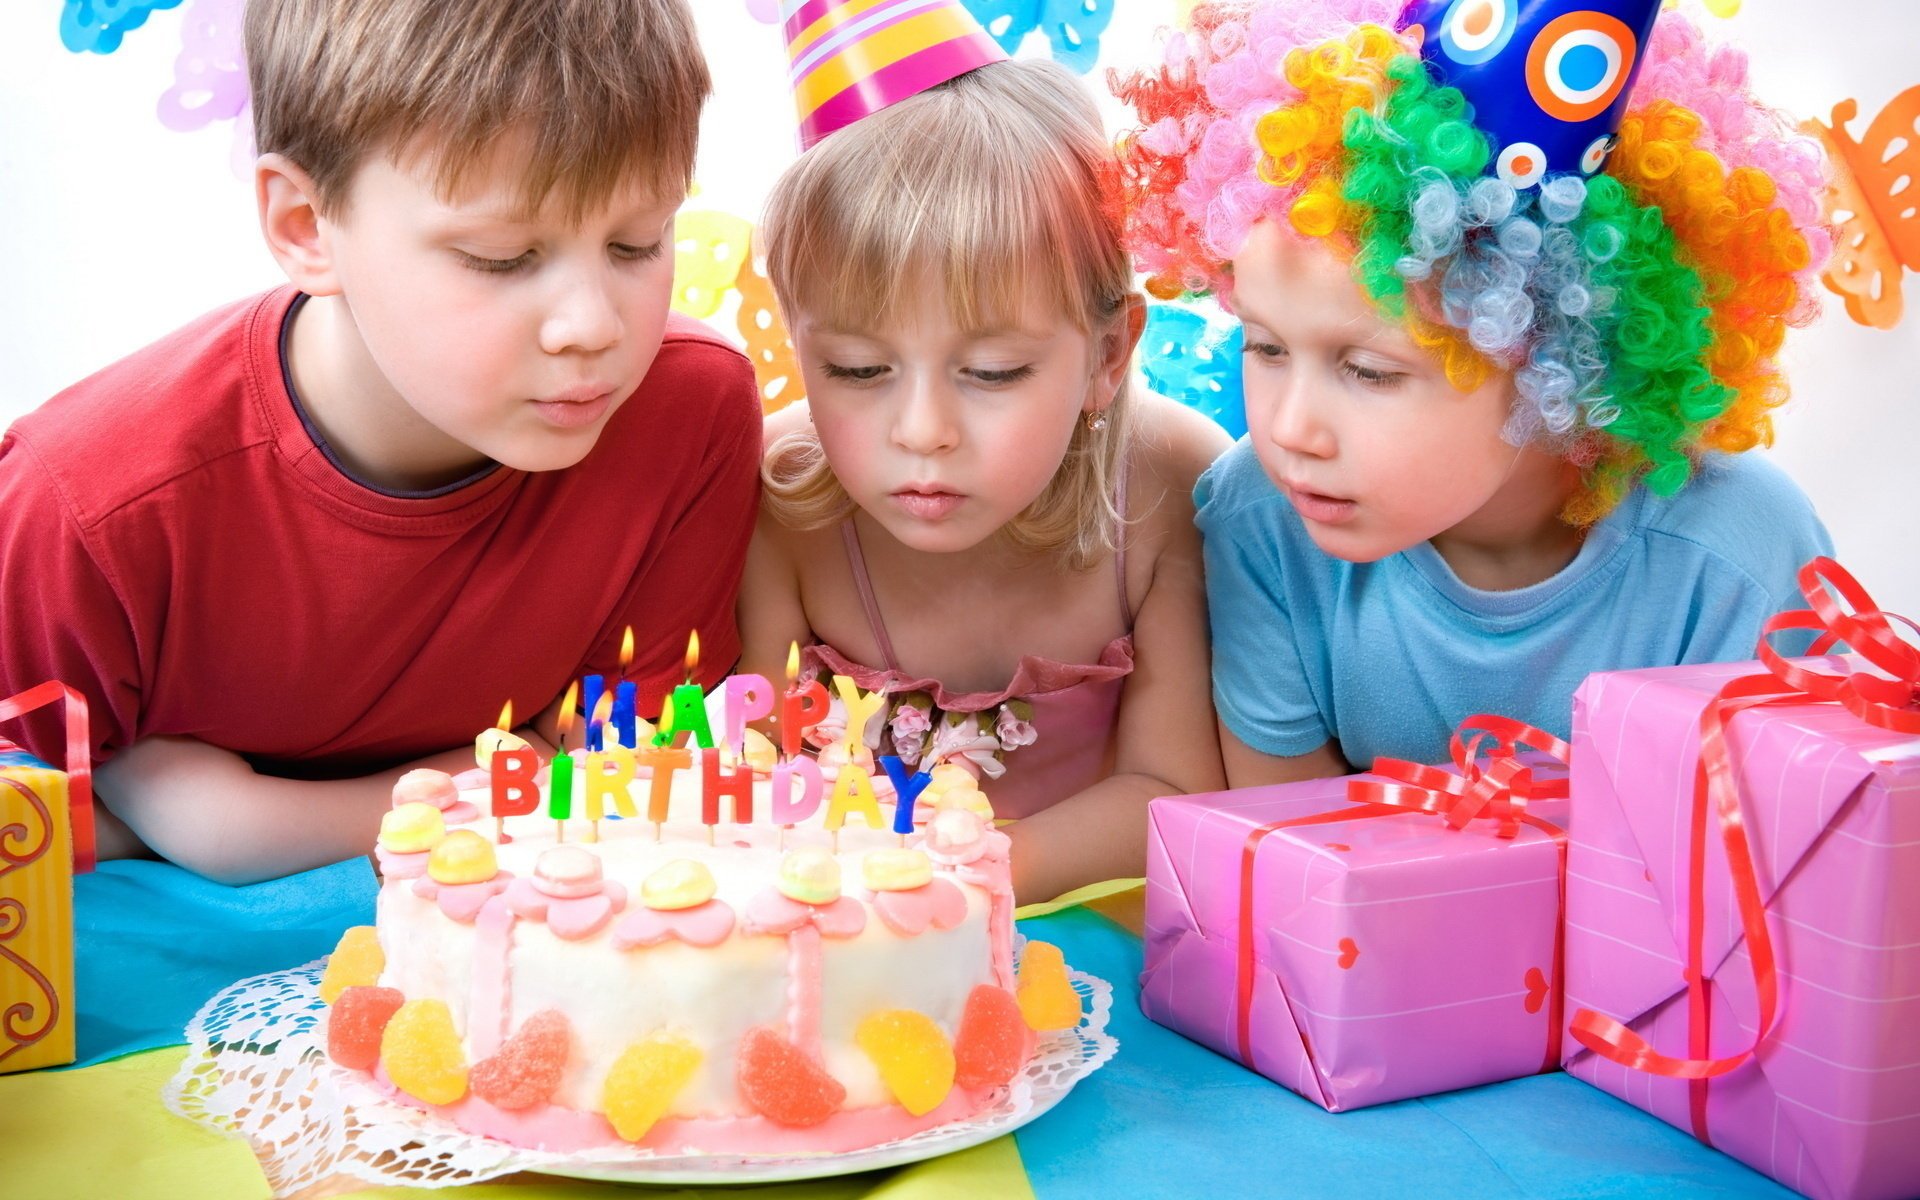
left=60, top=0, right=184, bottom=55
left=1140, top=304, right=1246, bottom=441
left=961, top=0, right=1115, bottom=75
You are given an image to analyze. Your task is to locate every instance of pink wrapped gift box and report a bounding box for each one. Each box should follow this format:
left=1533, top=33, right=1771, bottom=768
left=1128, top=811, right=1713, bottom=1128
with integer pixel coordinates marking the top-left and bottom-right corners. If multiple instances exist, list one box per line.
left=1564, top=657, right=1920, bottom=1200
left=1142, top=754, right=1569, bottom=1111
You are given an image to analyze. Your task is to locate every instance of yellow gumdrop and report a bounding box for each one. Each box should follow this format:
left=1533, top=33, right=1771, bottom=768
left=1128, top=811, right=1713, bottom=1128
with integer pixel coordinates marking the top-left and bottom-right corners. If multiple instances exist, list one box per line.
left=777, top=848, right=842, bottom=905
left=862, top=848, right=933, bottom=893
left=641, top=859, right=717, bottom=911
left=319, top=926, right=384, bottom=1005
left=429, top=829, right=498, bottom=885
left=855, top=1010, right=955, bottom=1117
left=380, top=801, right=446, bottom=854
left=1016, top=941, right=1081, bottom=1032
left=380, top=999, right=468, bottom=1106
left=603, top=1031, right=703, bottom=1141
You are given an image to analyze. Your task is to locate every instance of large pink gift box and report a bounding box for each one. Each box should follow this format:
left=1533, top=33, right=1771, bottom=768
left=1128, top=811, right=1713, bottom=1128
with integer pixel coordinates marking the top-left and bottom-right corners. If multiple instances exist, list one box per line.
left=1564, top=658, right=1920, bottom=1200
left=1141, top=757, right=1569, bottom=1111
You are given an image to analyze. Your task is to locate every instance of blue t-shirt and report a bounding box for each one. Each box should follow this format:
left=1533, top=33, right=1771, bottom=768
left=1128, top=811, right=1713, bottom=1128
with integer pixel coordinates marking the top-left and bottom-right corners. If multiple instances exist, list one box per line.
left=1195, top=441, right=1833, bottom=768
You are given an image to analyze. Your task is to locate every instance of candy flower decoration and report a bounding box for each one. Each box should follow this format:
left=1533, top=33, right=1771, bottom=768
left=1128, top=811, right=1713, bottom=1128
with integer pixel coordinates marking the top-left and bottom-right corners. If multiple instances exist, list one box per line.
left=412, top=830, right=512, bottom=923
left=504, top=846, right=628, bottom=940
left=861, top=849, right=970, bottom=937
left=744, top=849, right=868, bottom=937
left=613, top=860, right=738, bottom=948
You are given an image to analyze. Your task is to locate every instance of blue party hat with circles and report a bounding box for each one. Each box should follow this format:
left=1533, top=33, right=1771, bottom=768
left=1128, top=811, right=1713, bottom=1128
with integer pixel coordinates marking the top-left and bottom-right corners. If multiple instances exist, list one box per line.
left=1397, top=0, right=1663, bottom=188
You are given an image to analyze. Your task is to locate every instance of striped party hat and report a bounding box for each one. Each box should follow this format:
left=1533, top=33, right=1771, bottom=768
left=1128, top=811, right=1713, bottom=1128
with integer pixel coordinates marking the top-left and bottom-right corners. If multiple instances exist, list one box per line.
left=784, top=0, right=1009, bottom=151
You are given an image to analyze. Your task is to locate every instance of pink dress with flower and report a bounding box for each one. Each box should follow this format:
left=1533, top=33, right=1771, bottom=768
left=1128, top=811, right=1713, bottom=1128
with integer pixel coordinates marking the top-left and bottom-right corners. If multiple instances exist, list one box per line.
left=802, top=473, right=1136, bottom=820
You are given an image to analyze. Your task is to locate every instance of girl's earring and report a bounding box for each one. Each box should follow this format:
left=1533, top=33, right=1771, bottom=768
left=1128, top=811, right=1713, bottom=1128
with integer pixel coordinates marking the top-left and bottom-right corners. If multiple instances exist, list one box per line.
left=1084, top=410, right=1109, bottom=434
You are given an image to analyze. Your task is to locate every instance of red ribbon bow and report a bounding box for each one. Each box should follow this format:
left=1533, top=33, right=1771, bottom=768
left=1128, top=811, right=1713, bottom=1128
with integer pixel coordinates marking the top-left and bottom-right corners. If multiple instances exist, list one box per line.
left=1569, top=556, right=1917, bottom=1144
left=1231, top=714, right=1572, bottom=1084
left=0, top=682, right=96, bottom=873
left=1348, top=714, right=1574, bottom=837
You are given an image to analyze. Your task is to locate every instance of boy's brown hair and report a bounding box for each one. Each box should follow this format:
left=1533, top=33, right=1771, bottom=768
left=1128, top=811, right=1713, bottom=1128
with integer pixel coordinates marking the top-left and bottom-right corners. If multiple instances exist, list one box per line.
left=246, top=0, right=709, bottom=220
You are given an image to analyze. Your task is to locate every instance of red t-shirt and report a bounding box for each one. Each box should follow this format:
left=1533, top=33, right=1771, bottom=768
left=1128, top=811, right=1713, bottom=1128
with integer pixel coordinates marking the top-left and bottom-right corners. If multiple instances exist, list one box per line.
left=0, top=287, right=761, bottom=777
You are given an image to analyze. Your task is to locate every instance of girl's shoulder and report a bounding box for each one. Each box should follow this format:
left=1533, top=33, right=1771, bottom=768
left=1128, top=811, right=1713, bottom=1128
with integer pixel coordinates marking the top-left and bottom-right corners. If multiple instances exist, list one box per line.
left=1123, top=392, right=1234, bottom=533
left=1117, top=394, right=1234, bottom=610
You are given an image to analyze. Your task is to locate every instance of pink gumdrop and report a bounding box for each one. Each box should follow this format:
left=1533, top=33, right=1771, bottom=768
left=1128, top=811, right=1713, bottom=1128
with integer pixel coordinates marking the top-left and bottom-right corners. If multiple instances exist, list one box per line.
left=533, top=846, right=604, bottom=899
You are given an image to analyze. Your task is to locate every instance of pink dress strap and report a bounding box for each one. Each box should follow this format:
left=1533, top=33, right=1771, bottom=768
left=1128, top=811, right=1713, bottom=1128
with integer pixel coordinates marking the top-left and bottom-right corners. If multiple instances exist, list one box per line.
left=839, top=519, right=902, bottom=672
left=1111, top=451, right=1133, bottom=628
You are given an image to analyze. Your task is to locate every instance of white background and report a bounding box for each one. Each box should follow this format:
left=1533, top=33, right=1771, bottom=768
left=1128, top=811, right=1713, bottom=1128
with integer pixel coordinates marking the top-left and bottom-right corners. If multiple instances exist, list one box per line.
left=1, top=1, right=1914, bottom=611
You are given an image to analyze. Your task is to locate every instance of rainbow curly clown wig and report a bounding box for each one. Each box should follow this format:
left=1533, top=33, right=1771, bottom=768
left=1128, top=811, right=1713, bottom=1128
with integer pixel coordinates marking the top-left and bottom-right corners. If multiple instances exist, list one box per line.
left=1114, top=1, right=1830, bottom=521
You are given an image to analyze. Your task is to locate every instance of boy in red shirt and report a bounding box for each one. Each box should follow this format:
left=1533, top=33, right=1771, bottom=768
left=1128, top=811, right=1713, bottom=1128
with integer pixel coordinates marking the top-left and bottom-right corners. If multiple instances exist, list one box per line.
left=0, top=0, right=758, bottom=883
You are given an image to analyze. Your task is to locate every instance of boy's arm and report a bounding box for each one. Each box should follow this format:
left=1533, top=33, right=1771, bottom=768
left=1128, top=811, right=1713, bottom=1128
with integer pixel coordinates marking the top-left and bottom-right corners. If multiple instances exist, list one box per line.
left=95, top=724, right=557, bottom=886
left=1220, top=726, right=1349, bottom=789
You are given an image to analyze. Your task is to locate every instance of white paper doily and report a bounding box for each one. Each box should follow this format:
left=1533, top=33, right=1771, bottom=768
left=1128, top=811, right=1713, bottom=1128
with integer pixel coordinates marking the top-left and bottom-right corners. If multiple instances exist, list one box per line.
left=164, top=951, right=1116, bottom=1196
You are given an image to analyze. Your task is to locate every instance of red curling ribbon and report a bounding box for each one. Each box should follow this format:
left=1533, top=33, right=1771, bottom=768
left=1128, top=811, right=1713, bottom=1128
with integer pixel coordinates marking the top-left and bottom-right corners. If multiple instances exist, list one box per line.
left=1569, top=557, right=1920, bottom=1145
left=1233, top=714, right=1572, bottom=1078
left=0, top=682, right=96, bottom=873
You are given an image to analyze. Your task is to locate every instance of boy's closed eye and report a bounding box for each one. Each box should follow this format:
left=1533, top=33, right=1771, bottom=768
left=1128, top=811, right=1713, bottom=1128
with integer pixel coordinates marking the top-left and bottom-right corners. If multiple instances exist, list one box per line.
left=454, top=241, right=664, bottom=275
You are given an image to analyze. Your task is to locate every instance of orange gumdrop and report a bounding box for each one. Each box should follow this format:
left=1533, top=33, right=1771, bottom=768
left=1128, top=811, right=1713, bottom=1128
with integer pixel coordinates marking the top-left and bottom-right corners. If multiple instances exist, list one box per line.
left=319, top=926, right=384, bottom=1004
left=736, top=1026, right=846, bottom=1127
left=1016, top=940, right=1081, bottom=1031
left=953, top=984, right=1033, bottom=1090
left=469, top=1009, right=572, bottom=1110
left=327, top=986, right=404, bottom=1071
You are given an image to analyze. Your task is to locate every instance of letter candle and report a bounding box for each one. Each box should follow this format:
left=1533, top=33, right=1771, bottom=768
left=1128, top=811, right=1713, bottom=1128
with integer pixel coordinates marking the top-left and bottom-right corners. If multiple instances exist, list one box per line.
left=654, top=631, right=715, bottom=749
left=488, top=700, right=523, bottom=842
left=636, top=744, right=691, bottom=841
left=769, top=754, right=823, bottom=851
left=583, top=745, right=637, bottom=842
left=779, top=642, right=829, bottom=757
left=549, top=681, right=579, bottom=842
left=612, top=626, right=638, bottom=749
left=879, top=755, right=934, bottom=844
left=581, top=673, right=605, bottom=753
left=723, top=672, right=775, bottom=760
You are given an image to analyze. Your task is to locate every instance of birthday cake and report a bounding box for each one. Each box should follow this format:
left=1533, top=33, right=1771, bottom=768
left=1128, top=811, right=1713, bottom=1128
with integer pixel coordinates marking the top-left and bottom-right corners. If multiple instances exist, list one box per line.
left=318, top=676, right=1078, bottom=1157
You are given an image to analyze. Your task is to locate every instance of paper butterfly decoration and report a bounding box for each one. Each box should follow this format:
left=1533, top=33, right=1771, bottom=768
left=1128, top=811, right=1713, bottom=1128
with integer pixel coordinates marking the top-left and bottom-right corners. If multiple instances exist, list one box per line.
left=60, top=0, right=183, bottom=54
left=961, top=0, right=1115, bottom=75
left=1803, top=85, right=1920, bottom=331
left=1140, top=304, right=1246, bottom=440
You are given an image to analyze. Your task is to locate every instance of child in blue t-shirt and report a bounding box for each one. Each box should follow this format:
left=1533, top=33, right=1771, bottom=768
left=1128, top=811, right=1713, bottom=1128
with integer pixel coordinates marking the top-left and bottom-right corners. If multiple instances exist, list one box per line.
left=1114, top=3, right=1833, bottom=784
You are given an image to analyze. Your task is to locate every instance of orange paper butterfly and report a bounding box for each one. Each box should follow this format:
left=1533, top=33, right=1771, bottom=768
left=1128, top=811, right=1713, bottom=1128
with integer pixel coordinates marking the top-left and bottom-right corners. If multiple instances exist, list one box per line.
left=1804, top=86, right=1920, bottom=330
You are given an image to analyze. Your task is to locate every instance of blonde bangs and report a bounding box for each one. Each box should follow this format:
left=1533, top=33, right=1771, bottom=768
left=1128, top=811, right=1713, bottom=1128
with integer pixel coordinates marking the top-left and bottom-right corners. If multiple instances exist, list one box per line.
left=762, top=59, right=1137, bottom=569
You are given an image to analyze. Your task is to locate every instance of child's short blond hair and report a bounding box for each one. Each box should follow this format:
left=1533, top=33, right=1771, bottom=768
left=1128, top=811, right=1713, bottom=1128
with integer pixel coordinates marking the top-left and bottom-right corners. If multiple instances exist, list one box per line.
left=762, top=59, right=1135, bottom=570
left=246, top=0, right=709, bottom=220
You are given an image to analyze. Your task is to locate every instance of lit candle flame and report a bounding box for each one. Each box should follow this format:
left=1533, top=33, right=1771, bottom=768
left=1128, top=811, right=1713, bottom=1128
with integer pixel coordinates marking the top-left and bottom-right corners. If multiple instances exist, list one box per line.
left=496, top=700, right=513, bottom=731
left=556, top=680, right=579, bottom=740
left=619, top=625, right=635, bottom=671
left=786, top=641, right=801, bottom=684
left=591, top=688, right=615, bottom=728
left=684, top=630, right=701, bottom=677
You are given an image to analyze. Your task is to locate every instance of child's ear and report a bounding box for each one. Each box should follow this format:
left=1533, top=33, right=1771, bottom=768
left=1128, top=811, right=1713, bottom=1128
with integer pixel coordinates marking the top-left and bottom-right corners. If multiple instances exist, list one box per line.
left=1089, top=292, right=1147, bottom=414
left=256, top=153, right=343, bottom=297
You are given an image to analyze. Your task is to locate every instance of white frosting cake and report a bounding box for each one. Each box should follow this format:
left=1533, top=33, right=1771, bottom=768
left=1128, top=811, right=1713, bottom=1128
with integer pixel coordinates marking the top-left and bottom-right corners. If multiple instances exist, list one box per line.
left=318, top=755, right=1073, bottom=1157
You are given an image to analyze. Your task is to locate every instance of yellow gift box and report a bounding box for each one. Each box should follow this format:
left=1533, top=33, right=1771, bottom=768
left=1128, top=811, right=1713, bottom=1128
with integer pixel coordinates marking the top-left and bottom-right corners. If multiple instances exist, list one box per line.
left=0, top=681, right=95, bottom=1075
left=0, top=746, right=75, bottom=1073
